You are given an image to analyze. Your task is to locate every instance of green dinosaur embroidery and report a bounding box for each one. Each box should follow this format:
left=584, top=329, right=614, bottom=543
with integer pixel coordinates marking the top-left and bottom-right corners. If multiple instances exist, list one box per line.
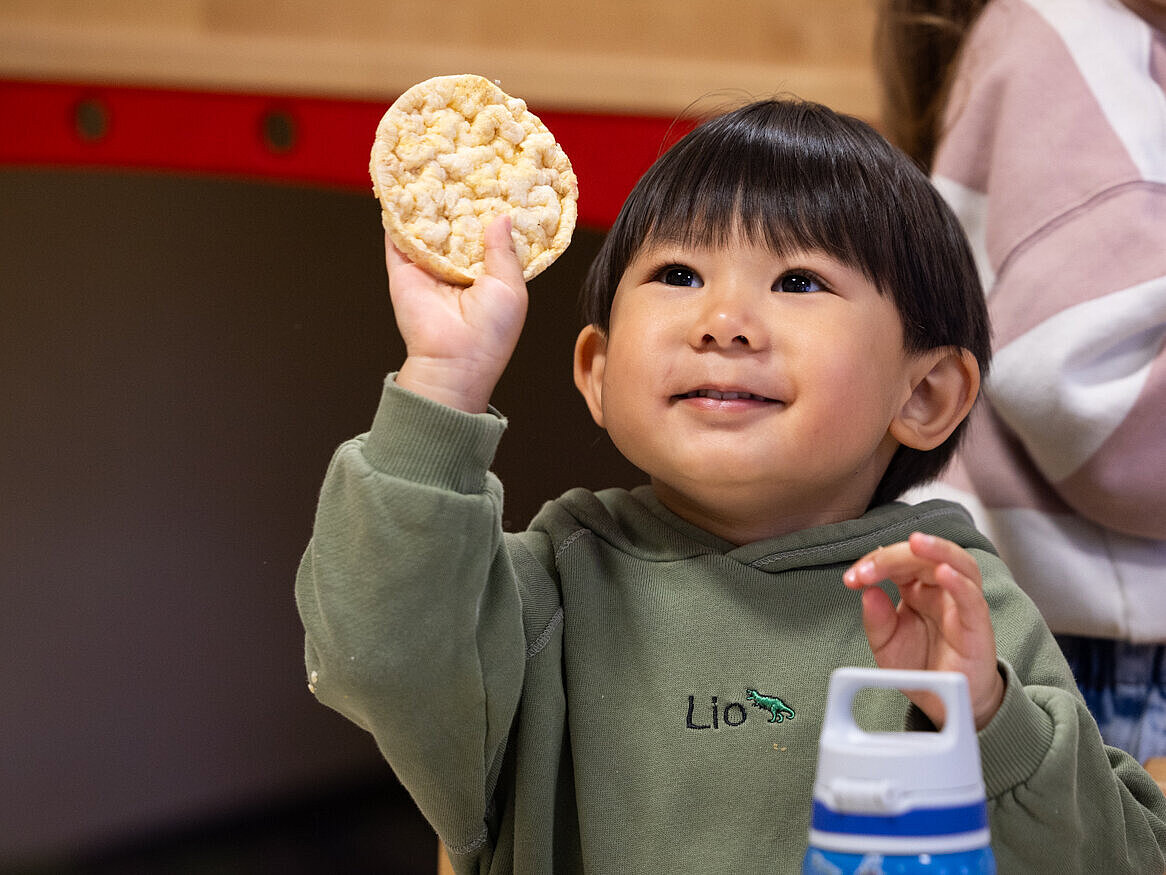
left=746, top=689, right=795, bottom=723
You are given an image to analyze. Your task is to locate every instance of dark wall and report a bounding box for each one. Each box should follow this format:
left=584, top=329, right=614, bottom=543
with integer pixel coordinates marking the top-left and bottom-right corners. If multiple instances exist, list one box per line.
left=0, top=168, right=642, bottom=862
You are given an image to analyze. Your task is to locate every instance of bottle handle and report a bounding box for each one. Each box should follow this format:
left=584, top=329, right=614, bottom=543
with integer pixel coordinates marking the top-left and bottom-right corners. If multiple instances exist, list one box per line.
left=822, top=668, right=974, bottom=745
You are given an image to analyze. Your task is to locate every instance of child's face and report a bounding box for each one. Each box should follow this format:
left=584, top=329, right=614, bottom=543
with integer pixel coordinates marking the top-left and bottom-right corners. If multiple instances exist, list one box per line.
left=575, top=236, right=933, bottom=543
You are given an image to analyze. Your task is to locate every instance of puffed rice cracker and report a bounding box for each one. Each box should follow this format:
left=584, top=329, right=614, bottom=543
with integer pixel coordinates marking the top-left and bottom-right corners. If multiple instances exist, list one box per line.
left=370, top=74, right=578, bottom=286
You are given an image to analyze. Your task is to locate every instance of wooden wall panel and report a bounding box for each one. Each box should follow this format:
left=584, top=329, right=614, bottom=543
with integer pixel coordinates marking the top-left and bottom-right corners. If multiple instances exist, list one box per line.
left=0, top=0, right=879, bottom=117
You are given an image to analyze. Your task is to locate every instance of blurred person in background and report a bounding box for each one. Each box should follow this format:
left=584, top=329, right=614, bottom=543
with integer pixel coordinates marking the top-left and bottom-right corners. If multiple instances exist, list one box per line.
left=876, top=0, right=1166, bottom=762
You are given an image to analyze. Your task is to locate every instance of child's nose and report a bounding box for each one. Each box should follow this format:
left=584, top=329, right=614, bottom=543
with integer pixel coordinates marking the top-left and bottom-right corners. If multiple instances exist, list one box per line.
left=689, top=286, right=766, bottom=350
left=699, top=328, right=751, bottom=347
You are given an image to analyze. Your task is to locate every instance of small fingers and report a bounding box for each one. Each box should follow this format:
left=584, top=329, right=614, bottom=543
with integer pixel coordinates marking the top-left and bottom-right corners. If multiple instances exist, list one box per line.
left=842, top=541, right=915, bottom=589
left=860, top=585, right=897, bottom=652
left=908, top=532, right=981, bottom=584
left=843, top=534, right=981, bottom=592
left=908, top=534, right=990, bottom=625
left=384, top=232, right=439, bottom=296
left=384, top=231, right=421, bottom=277
left=385, top=231, right=405, bottom=267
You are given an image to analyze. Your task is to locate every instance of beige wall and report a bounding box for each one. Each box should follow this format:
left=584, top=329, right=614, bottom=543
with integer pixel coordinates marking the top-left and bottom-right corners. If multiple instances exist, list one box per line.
left=0, top=0, right=879, bottom=117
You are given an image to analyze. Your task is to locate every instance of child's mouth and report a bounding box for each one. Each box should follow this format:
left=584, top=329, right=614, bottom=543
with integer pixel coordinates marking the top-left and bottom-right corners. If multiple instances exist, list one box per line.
left=674, top=389, right=777, bottom=403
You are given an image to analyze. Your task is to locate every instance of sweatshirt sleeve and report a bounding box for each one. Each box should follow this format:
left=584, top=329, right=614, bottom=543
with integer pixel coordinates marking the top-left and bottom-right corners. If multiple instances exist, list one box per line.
left=980, top=194, right=1166, bottom=541
left=976, top=552, right=1166, bottom=871
left=294, top=375, right=528, bottom=857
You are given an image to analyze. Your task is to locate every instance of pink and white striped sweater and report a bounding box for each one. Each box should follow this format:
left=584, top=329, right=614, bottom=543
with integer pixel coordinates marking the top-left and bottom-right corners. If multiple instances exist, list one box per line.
left=911, top=0, right=1166, bottom=641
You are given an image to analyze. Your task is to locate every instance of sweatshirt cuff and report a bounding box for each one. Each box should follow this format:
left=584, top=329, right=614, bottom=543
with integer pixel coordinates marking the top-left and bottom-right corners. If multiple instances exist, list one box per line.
left=361, top=372, right=507, bottom=494
left=976, top=661, right=1056, bottom=798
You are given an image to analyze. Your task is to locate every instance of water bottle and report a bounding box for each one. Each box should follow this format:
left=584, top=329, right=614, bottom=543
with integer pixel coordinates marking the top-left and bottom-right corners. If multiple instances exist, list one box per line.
left=803, top=667, right=995, bottom=874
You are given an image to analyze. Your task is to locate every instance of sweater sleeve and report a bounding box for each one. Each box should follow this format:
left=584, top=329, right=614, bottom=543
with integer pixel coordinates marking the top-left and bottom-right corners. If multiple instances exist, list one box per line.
left=979, top=664, right=1166, bottom=872
left=975, top=551, right=1166, bottom=871
left=294, top=375, right=529, bottom=857
left=981, top=192, right=1166, bottom=541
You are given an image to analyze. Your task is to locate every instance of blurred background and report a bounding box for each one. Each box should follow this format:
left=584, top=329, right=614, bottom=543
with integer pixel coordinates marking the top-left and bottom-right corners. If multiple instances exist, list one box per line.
left=0, top=2, right=878, bottom=871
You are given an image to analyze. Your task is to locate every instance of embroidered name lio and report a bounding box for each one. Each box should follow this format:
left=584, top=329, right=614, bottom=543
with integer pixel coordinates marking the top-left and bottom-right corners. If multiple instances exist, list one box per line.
left=686, top=690, right=795, bottom=730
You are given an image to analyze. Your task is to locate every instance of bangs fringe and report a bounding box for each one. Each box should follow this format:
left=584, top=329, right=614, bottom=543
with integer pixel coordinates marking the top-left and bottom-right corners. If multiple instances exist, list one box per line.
left=631, top=108, right=891, bottom=288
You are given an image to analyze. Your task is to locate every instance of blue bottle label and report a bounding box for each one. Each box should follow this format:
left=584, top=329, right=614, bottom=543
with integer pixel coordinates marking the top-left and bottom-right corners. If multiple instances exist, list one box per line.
left=803, top=847, right=996, bottom=874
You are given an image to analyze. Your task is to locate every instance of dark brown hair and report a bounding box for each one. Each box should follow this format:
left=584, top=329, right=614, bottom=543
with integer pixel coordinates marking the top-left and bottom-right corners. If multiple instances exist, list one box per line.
left=579, top=97, right=991, bottom=506
left=874, top=0, right=990, bottom=169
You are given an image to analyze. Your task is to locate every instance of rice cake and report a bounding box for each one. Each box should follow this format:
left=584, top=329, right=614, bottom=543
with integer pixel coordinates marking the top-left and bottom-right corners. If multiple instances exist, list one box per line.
left=370, top=74, right=578, bottom=286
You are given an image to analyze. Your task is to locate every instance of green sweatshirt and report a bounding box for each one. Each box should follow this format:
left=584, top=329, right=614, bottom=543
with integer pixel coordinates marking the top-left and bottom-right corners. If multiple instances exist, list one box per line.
left=296, top=377, right=1166, bottom=874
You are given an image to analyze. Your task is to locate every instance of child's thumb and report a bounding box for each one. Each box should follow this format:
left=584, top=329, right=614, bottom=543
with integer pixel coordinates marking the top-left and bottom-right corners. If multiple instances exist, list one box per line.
left=483, top=214, right=525, bottom=289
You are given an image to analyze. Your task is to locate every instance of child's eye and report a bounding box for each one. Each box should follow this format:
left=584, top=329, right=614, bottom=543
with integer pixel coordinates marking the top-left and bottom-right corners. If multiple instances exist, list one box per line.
left=774, top=270, right=827, bottom=294
left=654, top=265, right=703, bottom=287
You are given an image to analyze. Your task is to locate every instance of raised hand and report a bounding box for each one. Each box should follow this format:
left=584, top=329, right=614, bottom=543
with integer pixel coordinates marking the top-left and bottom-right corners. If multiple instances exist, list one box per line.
left=842, top=532, right=1005, bottom=730
left=391, top=215, right=529, bottom=413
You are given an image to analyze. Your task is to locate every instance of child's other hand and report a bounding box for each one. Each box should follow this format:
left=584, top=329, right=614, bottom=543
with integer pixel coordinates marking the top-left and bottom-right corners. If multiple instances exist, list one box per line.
left=391, top=215, right=529, bottom=413
left=843, top=533, right=1005, bottom=730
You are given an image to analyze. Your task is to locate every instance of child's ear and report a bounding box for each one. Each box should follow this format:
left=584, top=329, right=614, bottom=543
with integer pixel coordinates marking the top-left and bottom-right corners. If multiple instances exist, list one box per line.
left=573, top=324, right=609, bottom=428
left=889, top=347, right=980, bottom=451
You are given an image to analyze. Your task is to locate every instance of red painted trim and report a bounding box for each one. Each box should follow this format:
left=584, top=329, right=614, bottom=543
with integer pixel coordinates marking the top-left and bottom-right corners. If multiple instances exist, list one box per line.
left=0, top=79, right=693, bottom=229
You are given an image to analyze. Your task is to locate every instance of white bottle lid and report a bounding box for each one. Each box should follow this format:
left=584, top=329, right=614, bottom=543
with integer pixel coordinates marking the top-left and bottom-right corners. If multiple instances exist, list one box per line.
left=809, top=668, right=990, bottom=854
